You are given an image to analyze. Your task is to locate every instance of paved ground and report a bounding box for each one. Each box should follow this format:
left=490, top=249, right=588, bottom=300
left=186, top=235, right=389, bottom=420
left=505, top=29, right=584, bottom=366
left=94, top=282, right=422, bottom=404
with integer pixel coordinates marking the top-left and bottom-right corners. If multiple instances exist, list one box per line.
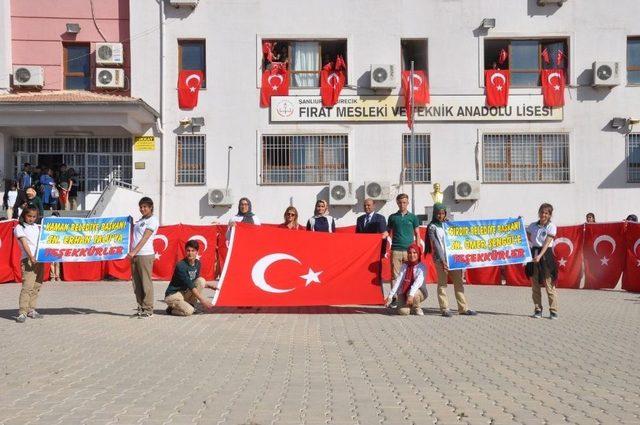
left=0, top=282, right=639, bottom=425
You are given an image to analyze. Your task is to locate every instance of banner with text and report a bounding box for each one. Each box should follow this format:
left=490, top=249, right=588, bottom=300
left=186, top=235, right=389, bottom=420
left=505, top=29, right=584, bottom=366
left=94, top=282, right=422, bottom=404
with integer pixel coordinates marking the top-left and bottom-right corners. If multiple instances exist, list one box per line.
left=443, top=218, right=532, bottom=270
left=36, top=217, right=131, bottom=263
left=270, top=95, right=563, bottom=122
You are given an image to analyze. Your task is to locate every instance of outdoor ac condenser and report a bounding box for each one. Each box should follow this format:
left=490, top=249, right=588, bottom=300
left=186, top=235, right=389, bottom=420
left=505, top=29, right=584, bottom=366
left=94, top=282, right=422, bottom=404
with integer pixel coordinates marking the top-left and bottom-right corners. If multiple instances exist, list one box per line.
left=364, top=181, right=391, bottom=201
left=12, top=65, right=44, bottom=87
left=454, top=180, right=481, bottom=201
left=329, top=181, right=357, bottom=206
left=208, top=188, right=233, bottom=206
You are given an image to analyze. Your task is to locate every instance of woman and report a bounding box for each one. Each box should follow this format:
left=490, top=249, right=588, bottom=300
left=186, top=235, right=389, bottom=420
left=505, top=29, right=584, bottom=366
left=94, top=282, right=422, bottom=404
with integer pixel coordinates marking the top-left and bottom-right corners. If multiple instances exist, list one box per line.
left=425, top=203, right=476, bottom=317
left=385, top=243, right=428, bottom=316
left=306, top=200, right=336, bottom=232
left=127, top=197, right=159, bottom=318
left=227, top=197, right=262, bottom=239
left=526, top=203, right=558, bottom=319
left=585, top=213, right=596, bottom=223
left=39, top=168, right=56, bottom=210
left=279, top=206, right=301, bottom=229
left=67, top=168, right=79, bottom=210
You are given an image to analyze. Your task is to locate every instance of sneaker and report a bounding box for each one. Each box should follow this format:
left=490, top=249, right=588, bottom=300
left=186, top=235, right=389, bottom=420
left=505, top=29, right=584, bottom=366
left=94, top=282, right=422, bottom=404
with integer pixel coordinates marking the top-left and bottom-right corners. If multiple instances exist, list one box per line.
left=461, top=310, right=477, bottom=316
left=549, top=312, right=559, bottom=320
left=16, top=313, right=27, bottom=323
left=532, top=310, right=543, bottom=319
left=27, top=310, right=43, bottom=319
left=441, top=310, right=452, bottom=318
left=165, top=306, right=173, bottom=316
left=138, top=312, right=153, bottom=318
left=412, top=308, right=425, bottom=316
left=389, top=297, right=398, bottom=309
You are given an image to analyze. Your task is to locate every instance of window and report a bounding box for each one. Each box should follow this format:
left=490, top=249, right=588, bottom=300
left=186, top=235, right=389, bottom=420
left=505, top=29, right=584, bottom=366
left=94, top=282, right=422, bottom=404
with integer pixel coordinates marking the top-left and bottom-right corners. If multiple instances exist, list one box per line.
left=261, top=134, right=348, bottom=184
left=484, top=39, right=568, bottom=87
left=176, top=135, right=206, bottom=185
left=178, top=40, right=206, bottom=88
left=627, top=38, right=640, bottom=85
left=263, top=39, right=347, bottom=88
left=483, top=133, right=570, bottom=183
left=64, top=44, right=91, bottom=90
left=628, top=134, right=640, bottom=182
left=402, top=134, right=431, bottom=183
left=401, top=39, right=428, bottom=73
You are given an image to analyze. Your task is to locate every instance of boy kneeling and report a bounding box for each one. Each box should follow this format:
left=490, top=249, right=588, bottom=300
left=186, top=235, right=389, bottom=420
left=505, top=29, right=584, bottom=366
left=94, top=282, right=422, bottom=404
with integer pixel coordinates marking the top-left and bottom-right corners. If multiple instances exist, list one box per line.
left=165, top=240, right=217, bottom=316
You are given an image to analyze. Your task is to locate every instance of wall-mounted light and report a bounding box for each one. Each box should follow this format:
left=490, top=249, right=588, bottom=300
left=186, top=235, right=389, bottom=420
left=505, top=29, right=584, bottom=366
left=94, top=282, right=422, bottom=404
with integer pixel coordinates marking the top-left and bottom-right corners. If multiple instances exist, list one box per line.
left=611, top=118, right=627, bottom=129
left=480, top=18, right=496, bottom=30
left=191, top=117, right=205, bottom=127
left=65, top=23, right=81, bottom=34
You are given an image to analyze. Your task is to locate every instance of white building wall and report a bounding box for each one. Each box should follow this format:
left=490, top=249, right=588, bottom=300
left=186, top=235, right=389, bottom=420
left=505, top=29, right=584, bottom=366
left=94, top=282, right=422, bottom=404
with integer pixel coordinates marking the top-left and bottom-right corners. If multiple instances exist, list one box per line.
left=130, top=0, right=640, bottom=226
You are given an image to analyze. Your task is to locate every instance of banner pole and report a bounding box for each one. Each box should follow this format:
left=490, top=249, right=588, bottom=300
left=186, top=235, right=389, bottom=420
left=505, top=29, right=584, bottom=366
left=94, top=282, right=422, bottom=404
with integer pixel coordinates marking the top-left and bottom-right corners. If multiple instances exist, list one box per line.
left=410, top=61, right=416, bottom=215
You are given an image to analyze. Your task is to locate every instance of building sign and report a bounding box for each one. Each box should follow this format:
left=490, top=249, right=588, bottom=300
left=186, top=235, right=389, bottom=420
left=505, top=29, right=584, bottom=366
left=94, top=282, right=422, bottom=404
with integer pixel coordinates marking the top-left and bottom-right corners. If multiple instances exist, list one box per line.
left=134, top=136, right=156, bottom=151
left=270, top=95, right=562, bottom=122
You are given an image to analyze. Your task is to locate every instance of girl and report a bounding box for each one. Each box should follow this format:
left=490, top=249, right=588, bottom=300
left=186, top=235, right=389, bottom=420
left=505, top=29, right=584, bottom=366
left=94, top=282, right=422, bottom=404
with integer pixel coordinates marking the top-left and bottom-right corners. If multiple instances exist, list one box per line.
left=127, top=197, right=159, bottom=318
left=15, top=206, right=44, bottom=323
left=385, top=244, right=428, bottom=315
left=49, top=212, right=62, bottom=282
left=585, top=212, right=595, bottom=223
left=526, top=203, right=558, bottom=319
left=4, top=181, right=18, bottom=220
left=306, top=200, right=336, bottom=232
left=425, top=203, right=476, bottom=317
left=279, top=206, right=301, bottom=230
left=227, top=197, right=262, bottom=239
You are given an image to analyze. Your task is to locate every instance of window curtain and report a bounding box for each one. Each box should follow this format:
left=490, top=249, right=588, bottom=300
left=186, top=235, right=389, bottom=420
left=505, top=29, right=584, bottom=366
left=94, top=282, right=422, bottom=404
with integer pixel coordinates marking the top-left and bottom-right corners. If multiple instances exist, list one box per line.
left=291, top=42, right=320, bottom=87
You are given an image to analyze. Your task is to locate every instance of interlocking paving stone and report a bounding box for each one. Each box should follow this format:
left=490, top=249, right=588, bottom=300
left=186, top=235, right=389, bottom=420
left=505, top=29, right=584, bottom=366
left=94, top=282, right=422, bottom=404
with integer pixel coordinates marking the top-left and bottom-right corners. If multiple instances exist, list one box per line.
left=0, top=281, right=639, bottom=424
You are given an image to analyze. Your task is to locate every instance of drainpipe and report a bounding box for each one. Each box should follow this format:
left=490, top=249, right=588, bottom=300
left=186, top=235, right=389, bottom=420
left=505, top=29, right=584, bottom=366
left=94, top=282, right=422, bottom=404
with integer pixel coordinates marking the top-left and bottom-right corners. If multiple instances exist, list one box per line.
left=155, top=0, right=166, bottom=224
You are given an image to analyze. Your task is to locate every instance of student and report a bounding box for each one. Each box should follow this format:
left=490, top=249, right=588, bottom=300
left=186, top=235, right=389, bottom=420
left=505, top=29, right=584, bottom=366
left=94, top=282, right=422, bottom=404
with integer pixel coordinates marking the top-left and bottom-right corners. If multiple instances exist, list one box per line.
left=4, top=181, right=18, bottom=220
left=165, top=240, right=218, bottom=316
left=14, top=206, right=45, bottom=323
left=127, top=197, right=159, bottom=318
left=425, top=203, right=476, bottom=317
left=49, top=212, right=62, bottom=282
left=16, top=163, right=32, bottom=190
left=625, top=214, right=638, bottom=223
left=227, top=197, right=262, bottom=239
left=526, top=203, right=558, bottom=320
left=67, top=168, right=79, bottom=210
left=385, top=243, right=428, bottom=316
left=306, top=199, right=336, bottom=232
left=14, top=188, right=44, bottom=220
left=279, top=206, right=302, bottom=229
left=39, top=168, right=56, bottom=210
left=585, top=213, right=596, bottom=223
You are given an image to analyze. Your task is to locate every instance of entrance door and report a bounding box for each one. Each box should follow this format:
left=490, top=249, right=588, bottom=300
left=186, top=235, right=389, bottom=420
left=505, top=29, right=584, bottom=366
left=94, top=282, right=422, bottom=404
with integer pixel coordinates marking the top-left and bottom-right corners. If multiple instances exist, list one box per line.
left=14, top=151, right=38, bottom=184
left=38, top=154, right=64, bottom=176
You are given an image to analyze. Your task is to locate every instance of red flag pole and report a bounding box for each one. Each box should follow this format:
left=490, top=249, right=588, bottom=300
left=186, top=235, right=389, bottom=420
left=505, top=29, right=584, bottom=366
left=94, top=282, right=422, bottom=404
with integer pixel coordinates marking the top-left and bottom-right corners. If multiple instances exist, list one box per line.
left=410, top=61, right=416, bottom=214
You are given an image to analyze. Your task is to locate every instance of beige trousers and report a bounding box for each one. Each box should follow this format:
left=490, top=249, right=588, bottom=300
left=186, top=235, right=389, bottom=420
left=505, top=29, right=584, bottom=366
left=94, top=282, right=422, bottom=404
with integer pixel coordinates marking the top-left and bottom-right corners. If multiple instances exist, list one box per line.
left=164, top=277, right=206, bottom=316
left=18, top=259, right=45, bottom=315
left=131, top=255, right=155, bottom=313
left=396, top=290, right=425, bottom=316
left=391, top=250, right=408, bottom=282
left=435, top=262, right=469, bottom=313
left=531, top=267, right=558, bottom=313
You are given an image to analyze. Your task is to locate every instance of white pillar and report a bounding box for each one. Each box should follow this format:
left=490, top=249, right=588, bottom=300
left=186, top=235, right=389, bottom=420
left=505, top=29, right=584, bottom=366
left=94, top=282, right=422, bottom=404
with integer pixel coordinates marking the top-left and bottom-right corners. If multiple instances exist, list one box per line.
left=0, top=0, right=12, bottom=93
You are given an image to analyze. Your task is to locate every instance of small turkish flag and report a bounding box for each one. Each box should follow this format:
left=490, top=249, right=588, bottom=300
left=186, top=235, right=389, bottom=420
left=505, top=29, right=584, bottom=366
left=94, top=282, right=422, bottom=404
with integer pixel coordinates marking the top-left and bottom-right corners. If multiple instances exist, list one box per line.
left=260, top=63, right=289, bottom=108
left=401, top=70, right=430, bottom=129
left=320, top=55, right=346, bottom=108
left=622, top=222, right=640, bottom=292
left=552, top=225, right=584, bottom=289
left=485, top=70, right=510, bottom=107
left=214, top=223, right=383, bottom=307
left=178, top=70, right=203, bottom=109
left=583, top=222, right=626, bottom=290
left=541, top=69, right=566, bottom=107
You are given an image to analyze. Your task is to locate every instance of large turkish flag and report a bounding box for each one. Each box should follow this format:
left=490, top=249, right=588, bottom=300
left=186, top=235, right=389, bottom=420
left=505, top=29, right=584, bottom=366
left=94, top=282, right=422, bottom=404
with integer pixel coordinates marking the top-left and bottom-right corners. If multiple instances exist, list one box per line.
left=0, top=221, right=19, bottom=283
left=583, top=222, right=626, bottom=289
left=622, top=222, right=640, bottom=292
left=485, top=70, right=510, bottom=107
left=541, top=69, right=565, bottom=107
left=214, top=223, right=384, bottom=307
left=178, top=70, right=204, bottom=109
left=552, top=225, right=584, bottom=289
left=151, top=224, right=182, bottom=280
left=180, top=224, right=217, bottom=280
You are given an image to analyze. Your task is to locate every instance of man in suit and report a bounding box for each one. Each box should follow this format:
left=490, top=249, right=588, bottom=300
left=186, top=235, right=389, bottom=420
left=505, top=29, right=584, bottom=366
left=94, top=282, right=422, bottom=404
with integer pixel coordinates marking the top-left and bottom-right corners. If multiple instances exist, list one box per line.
left=356, top=198, right=386, bottom=234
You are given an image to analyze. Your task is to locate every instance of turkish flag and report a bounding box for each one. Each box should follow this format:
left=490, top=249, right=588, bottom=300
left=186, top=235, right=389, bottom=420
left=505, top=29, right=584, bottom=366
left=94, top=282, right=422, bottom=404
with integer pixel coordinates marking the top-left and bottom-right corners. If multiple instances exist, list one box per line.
left=105, top=258, right=131, bottom=280
left=180, top=224, right=217, bottom=280
left=151, top=224, right=182, bottom=280
left=401, top=70, right=430, bottom=129
left=260, top=63, right=289, bottom=108
left=320, top=55, right=346, bottom=108
left=583, top=222, right=626, bottom=290
left=503, top=264, right=530, bottom=286
left=214, top=223, right=383, bottom=307
left=178, top=70, right=204, bottom=109
left=0, top=221, right=19, bottom=283
left=466, top=266, right=502, bottom=285
left=622, top=222, right=640, bottom=292
left=485, top=70, right=510, bottom=107
left=552, top=225, right=584, bottom=289
left=541, top=69, right=565, bottom=107
left=62, top=261, right=105, bottom=281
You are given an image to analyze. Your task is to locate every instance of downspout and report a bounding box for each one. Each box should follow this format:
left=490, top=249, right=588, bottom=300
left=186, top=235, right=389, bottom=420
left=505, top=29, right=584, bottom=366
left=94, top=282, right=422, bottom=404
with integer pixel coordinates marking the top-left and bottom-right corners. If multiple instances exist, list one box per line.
left=154, top=0, right=166, bottom=224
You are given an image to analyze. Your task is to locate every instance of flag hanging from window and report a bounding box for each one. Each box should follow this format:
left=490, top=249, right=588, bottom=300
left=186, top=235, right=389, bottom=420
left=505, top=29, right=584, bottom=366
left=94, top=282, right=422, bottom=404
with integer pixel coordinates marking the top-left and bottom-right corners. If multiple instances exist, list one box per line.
left=401, top=70, right=430, bottom=129
left=541, top=69, right=566, bottom=107
left=260, top=63, right=289, bottom=108
left=178, top=70, right=204, bottom=109
left=320, top=55, right=346, bottom=108
left=484, top=70, right=510, bottom=107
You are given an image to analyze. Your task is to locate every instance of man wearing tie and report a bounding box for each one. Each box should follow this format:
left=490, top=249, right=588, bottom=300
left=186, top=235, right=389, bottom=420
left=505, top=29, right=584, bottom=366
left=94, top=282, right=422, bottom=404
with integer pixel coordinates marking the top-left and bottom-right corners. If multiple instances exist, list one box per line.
left=356, top=198, right=386, bottom=234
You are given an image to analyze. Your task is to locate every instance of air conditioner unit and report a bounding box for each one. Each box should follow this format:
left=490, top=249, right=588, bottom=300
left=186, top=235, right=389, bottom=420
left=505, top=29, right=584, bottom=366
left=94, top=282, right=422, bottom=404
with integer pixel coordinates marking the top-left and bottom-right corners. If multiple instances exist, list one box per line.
left=96, top=43, right=124, bottom=65
left=96, top=68, right=124, bottom=88
left=592, top=62, right=620, bottom=87
left=329, top=181, right=357, bottom=206
left=12, top=65, right=44, bottom=87
left=364, top=181, right=391, bottom=201
left=169, top=0, right=199, bottom=7
left=208, top=188, right=233, bottom=206
left=454, top=180, right=481, bottom=201
left=370, top=64, right=396, bottom=89
left=537, top=0, right=567, bottom=5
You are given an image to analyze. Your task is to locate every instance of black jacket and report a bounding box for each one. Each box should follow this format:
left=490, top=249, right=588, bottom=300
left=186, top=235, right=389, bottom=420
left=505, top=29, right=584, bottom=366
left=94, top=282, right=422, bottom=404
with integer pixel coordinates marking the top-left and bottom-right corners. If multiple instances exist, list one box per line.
left=356, top=212, right=386, bottom=234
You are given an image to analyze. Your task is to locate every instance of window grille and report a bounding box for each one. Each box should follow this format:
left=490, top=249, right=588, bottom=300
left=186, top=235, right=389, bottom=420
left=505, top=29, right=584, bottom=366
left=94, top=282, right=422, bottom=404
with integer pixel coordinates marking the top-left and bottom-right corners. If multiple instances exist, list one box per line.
left=483, top=133, right=570, bottom=183
left=261, top=134, right=348, bottom=184
left=628, top=134, right=640, bottom=183
left=176, top=135, right=206, bottom=185
left=402, top=134, right=431, bottom=183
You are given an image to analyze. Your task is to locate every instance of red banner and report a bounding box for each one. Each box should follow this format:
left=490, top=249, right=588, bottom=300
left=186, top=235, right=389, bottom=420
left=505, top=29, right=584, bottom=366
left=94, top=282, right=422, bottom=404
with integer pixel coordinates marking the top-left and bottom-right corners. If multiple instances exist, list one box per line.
left=214, top=223, right=383, bottom=307
left=0, top=221, right=18, bottom=283
left=541, top=69, right=565, bottom=107
left=552, top=225, right=584, bottom=289
left=466, top=266, right=502, bottom=285
left=503, top=264, right=529, bottom=286
left=260, top=64, right=289, bottom=107
left=485, top=70, right=510, bottom=107
left=584, top=222, right=626, bottom=289
left=151, top=224, right=182, bottom=280
left=180, top=224, right=217, bottom=280
left=320, top=55, right=346, bottom=108
left=622, top=223, right=640, bottom=292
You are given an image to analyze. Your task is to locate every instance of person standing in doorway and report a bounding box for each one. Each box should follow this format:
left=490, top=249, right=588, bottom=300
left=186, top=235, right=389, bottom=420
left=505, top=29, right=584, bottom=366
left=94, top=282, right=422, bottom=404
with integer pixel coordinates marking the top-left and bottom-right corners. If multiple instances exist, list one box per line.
left=39, top=168, right=56, bottom=210
left=67, top=168, right=79, bottom=210
left=127, top=197, right=159, bottom=318
left=16, top=163, right=32, bottom=190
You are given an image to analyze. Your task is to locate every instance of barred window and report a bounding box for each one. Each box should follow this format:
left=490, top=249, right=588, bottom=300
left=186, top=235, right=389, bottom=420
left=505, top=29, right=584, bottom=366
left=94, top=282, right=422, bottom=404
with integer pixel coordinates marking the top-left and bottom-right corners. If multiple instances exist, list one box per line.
left=628, top=134, right=640, bottom=183
left=261, top=135, right=348, bottom=184
left=176, top=135, right=206, bottom=185
left=627, top=37, right=640, bottom=85
left=483, top=133, right=570, bottom=183
left=402, top=134, right=431, bottom=183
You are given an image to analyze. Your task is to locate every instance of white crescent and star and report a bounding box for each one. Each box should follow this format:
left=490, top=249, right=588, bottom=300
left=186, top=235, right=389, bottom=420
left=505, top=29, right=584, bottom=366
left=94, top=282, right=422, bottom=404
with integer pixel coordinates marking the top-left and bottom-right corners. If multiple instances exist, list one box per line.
left=267, top=74, right=284, bottom=90
left=152, top=234, right=169, bottom=260
left=251, top=253, right=323, bottom=294
left=553, top=237, right=574, bottom=267
left=633, top=238, right=640, bottom=267
left=593, top=234, right=616, bottom=266
left=327, top=72, right=340, bottom=89
left=490, top=72, right=506, bottom=91
left=188, top=234, right=208, bottom=260
left=547, top=72, right=562, bottom=91
left=185, top=74, right=201, bottom=93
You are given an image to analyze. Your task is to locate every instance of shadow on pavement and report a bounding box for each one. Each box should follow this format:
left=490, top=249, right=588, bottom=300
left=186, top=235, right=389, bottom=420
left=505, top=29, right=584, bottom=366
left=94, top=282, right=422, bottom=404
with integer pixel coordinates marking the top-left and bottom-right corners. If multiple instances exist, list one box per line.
left=0, top=307, right=132, bottom=321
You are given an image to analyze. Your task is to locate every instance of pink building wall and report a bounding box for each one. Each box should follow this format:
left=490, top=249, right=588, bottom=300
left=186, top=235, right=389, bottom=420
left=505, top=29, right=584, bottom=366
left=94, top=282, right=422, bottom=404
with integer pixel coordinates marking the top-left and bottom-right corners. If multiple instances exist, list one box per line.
left=10, top=0, right=130, bottom=92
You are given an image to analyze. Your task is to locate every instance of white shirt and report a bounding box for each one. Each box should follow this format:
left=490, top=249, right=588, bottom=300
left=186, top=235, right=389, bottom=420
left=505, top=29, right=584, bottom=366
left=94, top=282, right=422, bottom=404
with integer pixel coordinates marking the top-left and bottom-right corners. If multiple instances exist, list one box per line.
left=14, top=222, right=40, bottom=260
left=389, top=262, right=427, bottom=298
left=226, top=214, right=262, bottom=240
left=133, top=215, right=159, bottom=256
left=527, top=221, right=557, bottom=248
left=7, top=190, right=18, bottom=207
